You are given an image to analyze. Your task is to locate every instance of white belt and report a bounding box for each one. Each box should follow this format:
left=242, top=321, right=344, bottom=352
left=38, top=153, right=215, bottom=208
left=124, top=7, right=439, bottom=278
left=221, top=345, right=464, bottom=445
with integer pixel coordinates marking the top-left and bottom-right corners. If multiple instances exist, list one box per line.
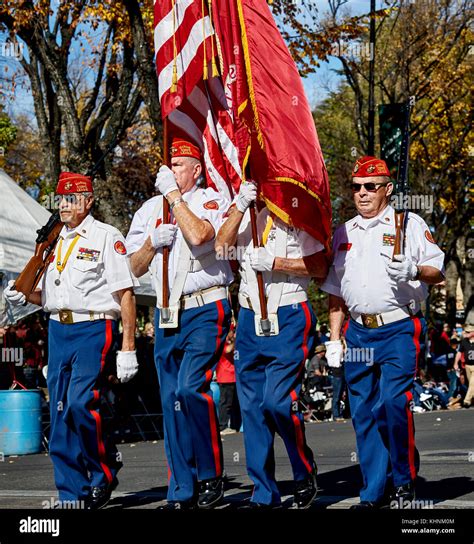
left=50, top=310, right=118, bottom=325
left=177, top=286, right=228, bottom=310
left=351, top=304, right=421, bottom=328
left=238, top=290, right=307, bottom=311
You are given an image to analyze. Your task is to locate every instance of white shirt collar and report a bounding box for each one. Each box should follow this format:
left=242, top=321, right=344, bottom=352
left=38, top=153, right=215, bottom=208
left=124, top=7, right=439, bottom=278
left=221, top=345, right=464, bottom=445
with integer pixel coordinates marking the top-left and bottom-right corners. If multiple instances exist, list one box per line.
left=60, top=214, right=94, bottom=240
left=350, top=205, right=394, bottom=231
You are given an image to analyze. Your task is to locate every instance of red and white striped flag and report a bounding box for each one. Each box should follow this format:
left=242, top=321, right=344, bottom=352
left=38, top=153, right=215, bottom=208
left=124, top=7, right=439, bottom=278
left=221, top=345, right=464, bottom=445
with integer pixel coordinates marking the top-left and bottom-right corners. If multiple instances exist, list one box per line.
left=153, top=0, right=242, bottom=201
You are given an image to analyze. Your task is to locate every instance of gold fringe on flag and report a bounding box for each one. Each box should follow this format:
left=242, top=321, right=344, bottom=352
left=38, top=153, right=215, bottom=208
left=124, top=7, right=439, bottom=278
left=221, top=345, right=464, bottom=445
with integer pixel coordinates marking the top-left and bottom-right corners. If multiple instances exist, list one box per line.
left=171, top=0, right=178, bottom=93
left=207, top=0, right=220, bottom=78
left=202, top=0, right=208, bottom=80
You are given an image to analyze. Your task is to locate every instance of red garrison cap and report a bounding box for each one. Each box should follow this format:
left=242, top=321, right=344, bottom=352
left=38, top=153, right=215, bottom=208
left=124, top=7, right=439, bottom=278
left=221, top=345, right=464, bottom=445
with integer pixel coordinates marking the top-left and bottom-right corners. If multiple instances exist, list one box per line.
left=352, top=156, right=391, bottom=178
left=56, top=172, right=93, bottom=195
left=170, top=138, right=202, bottom=161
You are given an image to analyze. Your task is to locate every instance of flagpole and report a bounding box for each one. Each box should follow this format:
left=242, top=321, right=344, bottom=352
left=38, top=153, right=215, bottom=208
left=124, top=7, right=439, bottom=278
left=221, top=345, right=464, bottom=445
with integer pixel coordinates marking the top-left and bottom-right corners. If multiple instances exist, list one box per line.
left=161, top=116, right=171, bottom=321
left=249, top=203, right=271, bottom=333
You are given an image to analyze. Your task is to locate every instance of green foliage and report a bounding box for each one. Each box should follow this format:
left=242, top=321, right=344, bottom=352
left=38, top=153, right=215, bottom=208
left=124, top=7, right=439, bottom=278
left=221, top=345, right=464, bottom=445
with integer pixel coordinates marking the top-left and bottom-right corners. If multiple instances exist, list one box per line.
left=0, top=110, right=17, bottom=154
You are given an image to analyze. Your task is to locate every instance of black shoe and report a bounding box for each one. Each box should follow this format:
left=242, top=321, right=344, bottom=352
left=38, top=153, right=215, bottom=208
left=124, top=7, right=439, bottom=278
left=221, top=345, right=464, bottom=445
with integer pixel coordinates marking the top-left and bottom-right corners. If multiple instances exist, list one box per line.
left=238, top=501, right=282, bottom=510
left=350, top=501, right=382, bottom=509
left=389, top=482, right=415, bottom=509
left=157, top=501, right=197, bottom=511
left=86, top=477, right=118, bottom=510
left=293, top=471, right=318, bottom=509
left=198, top=477, right=224, bottom=509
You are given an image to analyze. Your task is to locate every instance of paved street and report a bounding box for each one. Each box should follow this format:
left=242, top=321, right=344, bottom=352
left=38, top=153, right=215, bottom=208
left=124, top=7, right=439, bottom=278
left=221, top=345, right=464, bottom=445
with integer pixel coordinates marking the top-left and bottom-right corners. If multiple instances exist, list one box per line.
left=0, top=409, right=472, bottom=510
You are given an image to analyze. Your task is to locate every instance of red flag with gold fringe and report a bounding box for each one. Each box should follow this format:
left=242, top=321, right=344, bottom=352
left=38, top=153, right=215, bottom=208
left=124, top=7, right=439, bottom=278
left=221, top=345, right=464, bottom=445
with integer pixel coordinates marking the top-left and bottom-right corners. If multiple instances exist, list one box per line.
left=213, top=0, right=331, bottom=247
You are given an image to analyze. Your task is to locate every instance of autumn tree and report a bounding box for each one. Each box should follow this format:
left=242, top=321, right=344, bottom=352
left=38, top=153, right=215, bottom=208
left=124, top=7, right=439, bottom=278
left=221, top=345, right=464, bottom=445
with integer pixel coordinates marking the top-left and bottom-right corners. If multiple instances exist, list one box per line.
left=0, top=0, right=161, bottom=230
left=278, top=0, right=473, bottom=322
left=0, top=105, right=17, bottom=167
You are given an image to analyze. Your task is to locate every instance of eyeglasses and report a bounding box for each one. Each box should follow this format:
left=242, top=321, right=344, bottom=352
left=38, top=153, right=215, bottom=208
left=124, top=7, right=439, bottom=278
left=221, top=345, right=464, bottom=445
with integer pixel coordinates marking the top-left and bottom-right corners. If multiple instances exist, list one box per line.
left=351, top=182, right=390, bottom=193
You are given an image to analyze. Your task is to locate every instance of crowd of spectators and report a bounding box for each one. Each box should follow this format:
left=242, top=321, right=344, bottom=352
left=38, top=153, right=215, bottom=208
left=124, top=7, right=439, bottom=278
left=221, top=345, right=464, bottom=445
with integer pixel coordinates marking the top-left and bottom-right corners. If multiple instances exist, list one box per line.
left=1, top=314, right=472, bottom=434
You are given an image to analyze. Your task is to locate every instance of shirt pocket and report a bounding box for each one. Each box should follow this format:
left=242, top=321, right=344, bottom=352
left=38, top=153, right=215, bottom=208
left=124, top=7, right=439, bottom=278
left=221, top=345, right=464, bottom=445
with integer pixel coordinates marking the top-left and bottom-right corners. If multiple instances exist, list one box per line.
left=71, top=260, right=102, bottom=295
left=379, top=246, right=393, bottom=260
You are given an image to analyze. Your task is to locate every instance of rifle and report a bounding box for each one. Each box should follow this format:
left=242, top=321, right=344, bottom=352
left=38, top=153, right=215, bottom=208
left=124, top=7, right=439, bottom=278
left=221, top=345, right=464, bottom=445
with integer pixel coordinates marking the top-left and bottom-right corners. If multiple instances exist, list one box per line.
left=392, top=101, right=412, bottom=259
left=14, top=140, right=120, bottom=296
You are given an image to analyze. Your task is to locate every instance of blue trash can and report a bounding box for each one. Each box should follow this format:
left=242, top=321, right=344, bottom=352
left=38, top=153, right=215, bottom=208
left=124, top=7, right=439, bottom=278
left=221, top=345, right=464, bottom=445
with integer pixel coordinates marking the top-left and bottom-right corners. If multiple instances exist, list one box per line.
left=210, top=381, right=220, bottom=407
left=0, top=390, right=43, bottom=455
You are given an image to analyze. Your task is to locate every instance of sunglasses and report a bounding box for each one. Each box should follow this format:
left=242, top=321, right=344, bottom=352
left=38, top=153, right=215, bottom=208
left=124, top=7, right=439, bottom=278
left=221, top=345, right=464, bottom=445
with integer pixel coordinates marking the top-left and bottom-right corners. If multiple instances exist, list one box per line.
left=351, top=182, right=390, bottom=193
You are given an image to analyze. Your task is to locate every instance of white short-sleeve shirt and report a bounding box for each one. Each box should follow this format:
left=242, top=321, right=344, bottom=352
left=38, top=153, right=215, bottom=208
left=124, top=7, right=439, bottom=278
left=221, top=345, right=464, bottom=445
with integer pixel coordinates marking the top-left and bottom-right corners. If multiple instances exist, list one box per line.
left=126, top=186, right=233, bottom=298
left=321, top=205, right=445, bottom=314
left=236, top=206, right=324, bottom=298
left=42, top=214, right=139, bottom=314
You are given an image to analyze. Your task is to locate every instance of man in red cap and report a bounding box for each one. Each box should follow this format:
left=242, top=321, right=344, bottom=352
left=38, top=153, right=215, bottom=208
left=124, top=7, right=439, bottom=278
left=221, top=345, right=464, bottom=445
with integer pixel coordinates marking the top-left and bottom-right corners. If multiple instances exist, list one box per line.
left=321, top=156, right=445, bottom=508
left=126, top=138, right=233, bottom=509
left=4, top=172, right=139, bottom=509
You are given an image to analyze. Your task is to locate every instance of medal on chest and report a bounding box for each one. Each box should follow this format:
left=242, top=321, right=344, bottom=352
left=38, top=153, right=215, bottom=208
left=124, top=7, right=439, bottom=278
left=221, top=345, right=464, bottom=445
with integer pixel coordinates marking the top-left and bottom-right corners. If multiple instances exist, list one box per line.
left=55, top=235, right=81, bottom=286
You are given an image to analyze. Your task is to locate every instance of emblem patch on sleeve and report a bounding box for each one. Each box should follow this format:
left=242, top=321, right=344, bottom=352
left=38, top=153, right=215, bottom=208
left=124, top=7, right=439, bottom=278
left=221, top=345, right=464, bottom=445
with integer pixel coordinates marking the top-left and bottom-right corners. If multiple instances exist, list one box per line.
left=383, top=233, right=396, bottom=246
left=425, top=230, right=436, bottom=244
left=114, top=241, right=127, bottom=255
left=204, top=200, right=219, bottom=210
left=338, top=243, right=352, bottom=251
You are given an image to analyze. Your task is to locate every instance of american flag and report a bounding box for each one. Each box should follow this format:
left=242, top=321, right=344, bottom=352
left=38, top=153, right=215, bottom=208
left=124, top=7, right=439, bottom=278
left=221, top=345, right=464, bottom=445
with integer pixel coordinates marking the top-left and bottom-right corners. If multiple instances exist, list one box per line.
left=153, top=0, right=242, bottom=201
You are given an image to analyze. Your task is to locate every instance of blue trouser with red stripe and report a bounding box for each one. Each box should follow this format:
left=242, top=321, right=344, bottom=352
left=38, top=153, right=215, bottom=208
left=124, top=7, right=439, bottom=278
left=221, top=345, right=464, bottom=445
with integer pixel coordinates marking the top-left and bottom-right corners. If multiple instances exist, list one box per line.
left=154, top=299, right=231, bottom=503
left=345, top=315, right=426, bottom=502
left=47, top=319, right=120, bottom=501
left=234, top=302, right=316, bottom=506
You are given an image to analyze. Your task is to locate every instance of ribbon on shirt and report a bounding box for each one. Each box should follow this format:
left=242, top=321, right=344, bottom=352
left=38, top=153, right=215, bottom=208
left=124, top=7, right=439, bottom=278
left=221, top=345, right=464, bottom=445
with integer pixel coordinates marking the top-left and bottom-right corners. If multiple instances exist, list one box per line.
left=56, top=235, right=81, bottom=274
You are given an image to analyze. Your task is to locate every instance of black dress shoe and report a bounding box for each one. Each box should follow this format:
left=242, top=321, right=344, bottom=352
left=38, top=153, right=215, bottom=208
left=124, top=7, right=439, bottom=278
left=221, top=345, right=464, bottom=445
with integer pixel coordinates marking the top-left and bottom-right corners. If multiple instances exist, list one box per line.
left=86, top=477, right=119, bottom=510
left=197, top=477, right=224, bottom=509
left=157, top=501, right=197, bottom=511
left=389, top=482, right=415, bottom=509
left=238, top=501, right=282, bottom=510
left=350, top=501, right=382, bottom=509
left=293, top=471, right=318, bottom=509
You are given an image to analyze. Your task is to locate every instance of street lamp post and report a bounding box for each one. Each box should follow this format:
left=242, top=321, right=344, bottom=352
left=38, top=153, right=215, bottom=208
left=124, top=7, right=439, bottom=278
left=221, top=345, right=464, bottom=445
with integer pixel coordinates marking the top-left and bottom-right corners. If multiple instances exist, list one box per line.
left=368, top=0, right=376, bottom=155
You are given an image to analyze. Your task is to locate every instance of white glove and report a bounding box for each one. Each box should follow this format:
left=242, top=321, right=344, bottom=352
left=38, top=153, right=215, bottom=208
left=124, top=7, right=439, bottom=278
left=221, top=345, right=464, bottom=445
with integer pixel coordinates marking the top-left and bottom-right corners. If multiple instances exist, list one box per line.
left=236, top=182, right=257, bottom=213
left=155, top=165, right=179, bottom=196
left=116, top=351, right=139, bottom=383
left=151, top=223, right=177, bottom=249
left=249, top=247, right=274, bottom=272
left=42, top=365, right=48, bottom=380
left=4, top=280, right=26, bottom=306
left=325, top=340, right=343, bottom=368
left=386, top=254, right=418, bottom=283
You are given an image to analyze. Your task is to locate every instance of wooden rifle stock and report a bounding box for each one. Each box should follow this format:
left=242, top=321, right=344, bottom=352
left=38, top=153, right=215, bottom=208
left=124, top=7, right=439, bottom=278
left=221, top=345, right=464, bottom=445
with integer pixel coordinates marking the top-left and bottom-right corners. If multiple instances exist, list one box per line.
left=14, top=211, right=63, bottom=296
